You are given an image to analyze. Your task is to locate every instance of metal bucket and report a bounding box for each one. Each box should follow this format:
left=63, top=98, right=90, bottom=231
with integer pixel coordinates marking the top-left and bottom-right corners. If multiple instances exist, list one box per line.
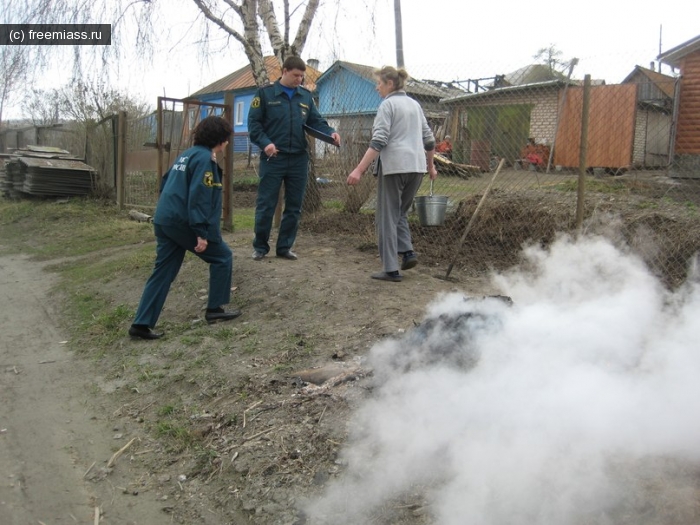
left=415, top=195, right=448, bottom=226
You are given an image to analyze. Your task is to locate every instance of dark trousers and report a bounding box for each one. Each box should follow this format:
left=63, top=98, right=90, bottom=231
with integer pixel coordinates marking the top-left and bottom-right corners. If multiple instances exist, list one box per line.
left=253, top=153, right=308, bottom=255
left=133, top=224, right=232, bottom=328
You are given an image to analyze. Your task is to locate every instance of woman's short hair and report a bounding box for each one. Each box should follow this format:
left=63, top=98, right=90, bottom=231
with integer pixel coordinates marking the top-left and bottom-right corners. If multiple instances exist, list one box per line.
left=375, top=66, right=409, bottom=91
left=192, top=116, right=233, bottom=148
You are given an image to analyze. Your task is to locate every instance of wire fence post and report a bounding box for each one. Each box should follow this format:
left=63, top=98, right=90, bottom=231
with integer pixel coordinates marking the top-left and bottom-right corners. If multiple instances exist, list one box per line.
left=116, top=111, right=127, bottom=210
left=576, top=74, right=591, bottom=233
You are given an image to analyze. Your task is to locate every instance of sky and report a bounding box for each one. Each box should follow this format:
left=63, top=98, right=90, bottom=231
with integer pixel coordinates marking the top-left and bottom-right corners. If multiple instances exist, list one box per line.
left=302, top=233, right=700, bottom=524
left=6, top=0, right=700, bottom=118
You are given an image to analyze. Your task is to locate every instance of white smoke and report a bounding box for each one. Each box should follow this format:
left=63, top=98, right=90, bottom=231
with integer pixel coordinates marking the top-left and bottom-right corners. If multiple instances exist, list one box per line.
left=304, top=234, right=700, bottom=525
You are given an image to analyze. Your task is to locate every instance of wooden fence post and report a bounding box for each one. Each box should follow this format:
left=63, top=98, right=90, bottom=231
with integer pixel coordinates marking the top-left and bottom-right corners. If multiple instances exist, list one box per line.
left=222, top=92, right=234, bottom=232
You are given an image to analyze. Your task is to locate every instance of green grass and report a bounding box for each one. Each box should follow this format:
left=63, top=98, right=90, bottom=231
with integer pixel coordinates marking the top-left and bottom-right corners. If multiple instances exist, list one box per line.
left=232, top=207, right=255, bottom=230
left=0, top=197, right=154, bottom=258
left=155, top=421, right=192, bottom=450
left=158, top=404, right=177, bottom=416
left=180, top=334, right=205, bottom=346
left=683, top=201, right=698, bottom=214
left=323, top=199, right=344, bottom=210
left=51, top=245, right=154, bottom=284
left=554, top=177, right=631, bottom=194
left=232, top=176, right=259, bottom=188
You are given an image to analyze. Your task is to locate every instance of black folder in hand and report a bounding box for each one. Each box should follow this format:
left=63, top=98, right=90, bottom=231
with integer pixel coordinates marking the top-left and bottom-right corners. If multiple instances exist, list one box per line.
left=303, top=124, right=339, bottom=147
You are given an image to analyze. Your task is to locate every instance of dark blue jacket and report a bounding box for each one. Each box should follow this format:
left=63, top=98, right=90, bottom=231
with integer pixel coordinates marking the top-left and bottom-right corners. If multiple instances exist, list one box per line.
left=248, top=81, right=335, bottom=155
left=154, top=145, right=223, bottom=242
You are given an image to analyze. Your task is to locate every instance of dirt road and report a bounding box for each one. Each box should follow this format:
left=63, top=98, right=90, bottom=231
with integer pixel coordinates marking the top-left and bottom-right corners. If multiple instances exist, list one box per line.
left=0, top=253, right=170, bottom=524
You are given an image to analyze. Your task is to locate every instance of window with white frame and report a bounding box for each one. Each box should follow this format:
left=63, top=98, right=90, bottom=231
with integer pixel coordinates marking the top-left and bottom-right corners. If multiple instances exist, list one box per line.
left=235, top=101, right=244, bottom=125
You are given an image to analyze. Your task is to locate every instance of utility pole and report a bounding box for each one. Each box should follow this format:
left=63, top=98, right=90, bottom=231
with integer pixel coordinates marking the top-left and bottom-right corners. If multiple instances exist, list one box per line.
left=394, top=0, right=404, bottom=68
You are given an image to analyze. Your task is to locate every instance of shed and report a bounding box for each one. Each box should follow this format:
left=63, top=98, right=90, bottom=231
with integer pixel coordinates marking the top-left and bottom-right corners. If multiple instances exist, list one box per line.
left=439, top=65, right=665, bottom=171
left=439, top=79, right=573, bottom=168
left=621, top=65, right=676, bottom=168
left=658, top=34, right=700, bottom=177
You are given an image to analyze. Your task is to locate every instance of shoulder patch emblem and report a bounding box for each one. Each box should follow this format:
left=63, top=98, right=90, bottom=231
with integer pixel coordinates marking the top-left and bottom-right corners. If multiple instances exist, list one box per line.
left=251, top=96, right=261, bottom=109
left=203, top=171, right=222, bottom=188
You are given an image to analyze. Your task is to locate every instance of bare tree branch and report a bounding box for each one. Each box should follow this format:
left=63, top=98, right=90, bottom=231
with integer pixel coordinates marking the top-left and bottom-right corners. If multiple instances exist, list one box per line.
left=290, top=0, right=320, bottom=57
left=192, top=0, right=248, bottom=49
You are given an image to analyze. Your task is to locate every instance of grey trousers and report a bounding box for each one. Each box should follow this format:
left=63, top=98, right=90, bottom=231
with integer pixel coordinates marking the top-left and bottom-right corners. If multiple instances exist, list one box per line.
left=376, top=170, right=424, bottom=272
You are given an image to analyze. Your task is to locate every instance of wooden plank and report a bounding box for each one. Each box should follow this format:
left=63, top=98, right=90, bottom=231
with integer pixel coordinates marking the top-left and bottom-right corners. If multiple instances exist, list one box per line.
left=554, top=84, right=636, bottom=168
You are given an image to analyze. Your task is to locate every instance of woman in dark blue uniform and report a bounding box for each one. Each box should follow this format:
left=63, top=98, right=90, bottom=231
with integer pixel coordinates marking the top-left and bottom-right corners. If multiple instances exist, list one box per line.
left=129, top=116, right=241, bottom=340
left=248, top=56, right=340, bottom=261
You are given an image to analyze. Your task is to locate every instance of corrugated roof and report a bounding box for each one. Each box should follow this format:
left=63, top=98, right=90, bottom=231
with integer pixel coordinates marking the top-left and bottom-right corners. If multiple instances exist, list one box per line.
left=189, top=56, right=321, bottom=97
left=5, top=155, right=97, bottom=197
left=502, top=64, right=566, bottom=86
left=440, top=79, right=571, bottom=104
left=17, top=157, right=96, bottom=171
left=318, top=60, right=463, bottom=99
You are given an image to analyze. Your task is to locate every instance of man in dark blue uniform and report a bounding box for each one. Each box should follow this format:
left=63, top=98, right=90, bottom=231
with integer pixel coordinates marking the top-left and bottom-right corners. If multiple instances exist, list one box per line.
left=248, top=56, right=340, bottom=261
left=128, top=116, right=241, bottom=340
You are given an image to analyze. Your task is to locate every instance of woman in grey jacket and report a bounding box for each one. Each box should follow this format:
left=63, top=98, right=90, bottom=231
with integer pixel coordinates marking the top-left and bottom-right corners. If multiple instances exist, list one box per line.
left=347, top=66, right=438, bottom=282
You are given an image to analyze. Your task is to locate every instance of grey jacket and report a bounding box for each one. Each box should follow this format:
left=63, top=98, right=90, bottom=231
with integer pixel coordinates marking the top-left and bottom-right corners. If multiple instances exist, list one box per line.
left=369, top=90, right=435, bottom=175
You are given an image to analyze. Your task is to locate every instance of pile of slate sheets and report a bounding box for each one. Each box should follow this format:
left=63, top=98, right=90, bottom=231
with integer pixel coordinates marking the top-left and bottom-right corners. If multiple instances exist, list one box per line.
left=2, top=146, right=97, bottom=198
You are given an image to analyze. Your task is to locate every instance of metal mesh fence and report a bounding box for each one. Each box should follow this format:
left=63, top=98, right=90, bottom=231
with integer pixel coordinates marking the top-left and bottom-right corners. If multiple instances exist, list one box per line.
left=123, top=111, right=157, bottom=208
left=122, top=98, right=247, bottom=210
left=296, top=60, right=700, bottom=289
left=85, top=116, right=116, bottom=196
left=116, top=58, right=700, bottom=289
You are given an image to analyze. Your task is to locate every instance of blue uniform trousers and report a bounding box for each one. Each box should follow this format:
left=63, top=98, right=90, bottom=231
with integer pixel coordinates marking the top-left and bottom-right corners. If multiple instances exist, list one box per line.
left=133, top=224, right=232, bottom=327
left=253, top=153, right=308, bottom=255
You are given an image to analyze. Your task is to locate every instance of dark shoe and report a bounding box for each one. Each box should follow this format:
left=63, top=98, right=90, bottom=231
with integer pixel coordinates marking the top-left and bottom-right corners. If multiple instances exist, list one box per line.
left=128, top=325, right=164, bottom=340
left=205, top=307, right=243, bottom=324
left=371, top=271, right=402, bottom=282
left=252, top=250, right=265, bottom=261
left=401, top=251, right=418, bottom=270
left=276, top=250, right=298, bottom=260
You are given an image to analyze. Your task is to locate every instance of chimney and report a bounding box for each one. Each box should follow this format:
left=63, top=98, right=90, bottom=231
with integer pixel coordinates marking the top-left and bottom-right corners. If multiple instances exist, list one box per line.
left=307, top=58, right=320, bottom=71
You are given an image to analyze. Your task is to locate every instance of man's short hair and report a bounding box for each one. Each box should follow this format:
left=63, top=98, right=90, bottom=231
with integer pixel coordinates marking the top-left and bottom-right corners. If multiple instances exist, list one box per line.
left=283, top=56, right=306, bottom=72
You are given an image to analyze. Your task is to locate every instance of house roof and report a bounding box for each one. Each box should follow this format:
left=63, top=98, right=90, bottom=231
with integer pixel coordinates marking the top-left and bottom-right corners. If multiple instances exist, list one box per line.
left=658, top=34, right=700, bottom=68
left=501, top=63, right=566, bottom=86
left=318, top=61, right=376, bottom=83
left=440, top=79, right=572, bottom=104
left=622, top=65, right=676, bottom=99
left=189, top=56, right=322, bottom=97
left=316, top=60, right=464, bottom=99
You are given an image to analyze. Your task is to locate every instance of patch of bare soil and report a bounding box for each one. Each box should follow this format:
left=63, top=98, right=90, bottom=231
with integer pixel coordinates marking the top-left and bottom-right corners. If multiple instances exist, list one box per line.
left=7, top=178, right=700, bottom=524
left=114, top=182, right=698, bottom=524
left=72, top=227, right=496, bottom=525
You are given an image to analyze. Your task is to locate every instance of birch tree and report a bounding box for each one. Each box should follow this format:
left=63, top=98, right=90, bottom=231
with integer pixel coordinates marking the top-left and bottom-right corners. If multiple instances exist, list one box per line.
left=190, top=0, right=321, bottom=87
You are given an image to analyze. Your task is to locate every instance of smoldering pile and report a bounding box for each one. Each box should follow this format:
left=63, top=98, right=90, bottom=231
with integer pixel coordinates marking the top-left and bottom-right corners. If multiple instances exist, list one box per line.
left=368, top=293, right=513, bottom=383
